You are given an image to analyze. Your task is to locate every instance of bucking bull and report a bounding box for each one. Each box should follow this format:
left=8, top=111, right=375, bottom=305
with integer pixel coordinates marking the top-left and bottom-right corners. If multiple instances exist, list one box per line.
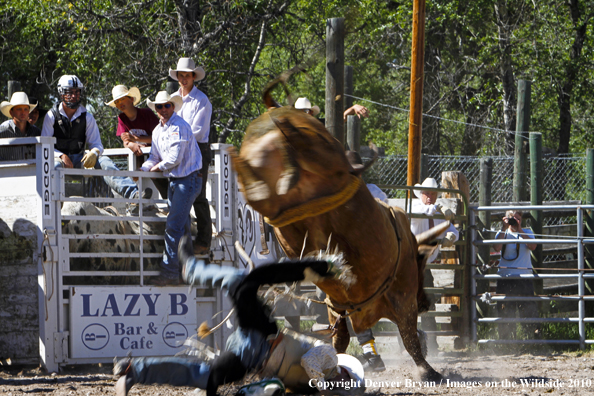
left=228, top=80, right=446, bottom=381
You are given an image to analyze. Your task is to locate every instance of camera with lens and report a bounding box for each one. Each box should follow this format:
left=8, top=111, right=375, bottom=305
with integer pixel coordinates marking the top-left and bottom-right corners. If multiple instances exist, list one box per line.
left=507, top=217, right=518, bottom=226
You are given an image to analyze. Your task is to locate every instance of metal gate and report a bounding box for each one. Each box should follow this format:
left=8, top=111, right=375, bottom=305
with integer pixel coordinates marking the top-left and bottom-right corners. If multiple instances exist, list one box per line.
left=37, top=143, right=244, bottom=372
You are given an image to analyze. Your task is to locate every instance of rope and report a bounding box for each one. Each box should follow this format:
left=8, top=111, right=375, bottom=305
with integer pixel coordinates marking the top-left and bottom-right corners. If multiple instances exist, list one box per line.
left=42, top=229, right=55, bottom=322
left=345, top=94, right=533, bottom=140
left=264, top=175, right=362, bottom=228
left=212, top=229, right=233, bottom=262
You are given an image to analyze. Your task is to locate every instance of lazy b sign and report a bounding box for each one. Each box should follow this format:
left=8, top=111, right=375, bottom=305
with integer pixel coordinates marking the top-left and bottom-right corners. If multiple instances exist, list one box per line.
left=70, top=287, right=197, bottom=358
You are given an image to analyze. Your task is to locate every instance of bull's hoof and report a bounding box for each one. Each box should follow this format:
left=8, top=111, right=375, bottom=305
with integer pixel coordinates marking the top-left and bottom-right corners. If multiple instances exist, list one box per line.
left=419, top=366, right=443, bottom=383
left=362, top=353, right=386, bottom=373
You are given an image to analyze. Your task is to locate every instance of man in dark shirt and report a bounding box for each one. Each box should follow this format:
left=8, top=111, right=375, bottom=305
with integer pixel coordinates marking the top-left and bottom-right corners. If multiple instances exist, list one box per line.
left=0, top=92, right=41, bottom=160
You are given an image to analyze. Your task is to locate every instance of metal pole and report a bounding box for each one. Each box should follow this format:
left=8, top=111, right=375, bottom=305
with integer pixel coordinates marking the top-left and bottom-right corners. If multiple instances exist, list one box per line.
left=406, top=0, right=426, bottom=188
left=578, top=208, right=585, bottom=349
left=326, top=18, right=345, bottom=145
left=513, top=80, right=531, bottom=202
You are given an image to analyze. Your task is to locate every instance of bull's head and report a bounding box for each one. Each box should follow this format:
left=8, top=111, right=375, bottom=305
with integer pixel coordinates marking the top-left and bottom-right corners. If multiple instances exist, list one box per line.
left=228, top=77, right=369, bottom=222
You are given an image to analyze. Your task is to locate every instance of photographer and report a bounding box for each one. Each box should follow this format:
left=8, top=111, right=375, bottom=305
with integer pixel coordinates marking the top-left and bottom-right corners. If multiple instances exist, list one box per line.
left=493, top=210, right=539, bottom=340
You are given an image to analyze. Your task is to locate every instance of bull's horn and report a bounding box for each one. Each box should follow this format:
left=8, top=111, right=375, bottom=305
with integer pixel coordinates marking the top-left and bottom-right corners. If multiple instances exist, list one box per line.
left=416, top=221, right=451, bottom=245
left=262, top=70, right=295, bottom=109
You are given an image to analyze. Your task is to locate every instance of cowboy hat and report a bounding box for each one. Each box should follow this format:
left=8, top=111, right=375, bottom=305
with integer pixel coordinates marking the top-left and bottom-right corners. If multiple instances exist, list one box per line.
left=28, top=97, right=48, bottom=118
left=169, top=58, right=206, bottom=82
left=147, top=91, right=183, bottom=112
left=294, top=97, right=320, bottom=116
left=1, top=92, right=37, bottom=119
left=413, top=177, right=440, bottom=199
left=105, top=85, right=141, bottom=107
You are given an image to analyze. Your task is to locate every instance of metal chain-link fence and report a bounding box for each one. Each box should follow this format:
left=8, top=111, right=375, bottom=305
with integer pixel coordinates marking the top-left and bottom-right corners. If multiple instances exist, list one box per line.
left=364, top=154, right=588, bottom=205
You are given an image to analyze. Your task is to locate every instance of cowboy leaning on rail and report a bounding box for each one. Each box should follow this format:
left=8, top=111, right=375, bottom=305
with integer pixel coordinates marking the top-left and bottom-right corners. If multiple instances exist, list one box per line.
left=113, top=236, right=365, bottom=396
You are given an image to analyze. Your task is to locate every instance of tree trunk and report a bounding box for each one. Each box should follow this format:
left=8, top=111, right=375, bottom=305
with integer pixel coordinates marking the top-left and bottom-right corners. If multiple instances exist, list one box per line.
left=174, top=0, right=202, bottom=53
left=494, top=0, right=516, bottom=154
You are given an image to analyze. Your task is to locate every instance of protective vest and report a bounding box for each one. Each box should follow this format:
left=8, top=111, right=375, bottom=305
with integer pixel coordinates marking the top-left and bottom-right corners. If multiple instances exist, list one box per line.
left=52, top=103, right=87, bottom=155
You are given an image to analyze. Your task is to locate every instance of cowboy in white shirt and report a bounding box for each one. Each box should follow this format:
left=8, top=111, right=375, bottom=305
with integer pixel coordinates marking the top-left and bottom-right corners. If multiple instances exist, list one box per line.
left=169, top=58, right=213, bottom=256
left=410, top=177, right=458, bottom=262
left=141, top=91, right=202, bottom=286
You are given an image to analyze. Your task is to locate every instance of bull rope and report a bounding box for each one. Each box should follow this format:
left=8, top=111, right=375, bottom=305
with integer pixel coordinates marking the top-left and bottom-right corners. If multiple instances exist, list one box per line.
left=264, top=175, right=362, bottom=228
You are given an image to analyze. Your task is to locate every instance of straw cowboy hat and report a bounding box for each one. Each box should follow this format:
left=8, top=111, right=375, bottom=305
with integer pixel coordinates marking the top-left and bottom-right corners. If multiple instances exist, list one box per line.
left=169, top=58, right=205, bottom=82
left=147, top=91, right=183, bottom=112
left=294, top=97, right=320, bottom=116
left=413, top=177, right=440, bottom=199
left=105, top=85, right=141, bottom=107
left=1, top=92, right=37, bottom=119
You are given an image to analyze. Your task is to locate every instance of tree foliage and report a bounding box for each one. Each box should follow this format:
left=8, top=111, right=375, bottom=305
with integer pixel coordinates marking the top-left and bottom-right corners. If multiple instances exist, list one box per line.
left=1, top=0, right=593, bottom=155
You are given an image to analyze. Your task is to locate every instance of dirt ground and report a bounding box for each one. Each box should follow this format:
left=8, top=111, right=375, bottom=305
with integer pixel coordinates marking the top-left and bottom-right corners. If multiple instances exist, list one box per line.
left=1, top=347, right=594, bottom=396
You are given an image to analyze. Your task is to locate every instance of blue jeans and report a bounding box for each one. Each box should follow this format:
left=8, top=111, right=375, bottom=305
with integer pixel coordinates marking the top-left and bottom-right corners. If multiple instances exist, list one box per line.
left=131, top=357, right=211, bottom=389
left=97, top=155, right=139, bottom=199
left=55, top=154, right=139, bottom=199
left=161, top=171, right=202, bottom=279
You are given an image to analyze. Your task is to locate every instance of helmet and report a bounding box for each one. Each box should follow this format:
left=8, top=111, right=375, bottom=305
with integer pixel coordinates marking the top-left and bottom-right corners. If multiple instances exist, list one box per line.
left=57, top=75, right=84, bottom=109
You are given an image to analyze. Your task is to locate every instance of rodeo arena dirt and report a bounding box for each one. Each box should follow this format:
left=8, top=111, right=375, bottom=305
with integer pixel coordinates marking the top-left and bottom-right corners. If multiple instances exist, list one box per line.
left=3, top=82, right=594, bottom=396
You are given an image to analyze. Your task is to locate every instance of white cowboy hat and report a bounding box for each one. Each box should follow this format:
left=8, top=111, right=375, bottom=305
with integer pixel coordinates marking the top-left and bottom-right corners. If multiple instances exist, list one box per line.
left=413, top=177, right=440, bottom=199
left=294, top=97, right=320, bottom=116
left=169, top=58, right=206, bottom=82
left=105, top=85, right=141, bottom=107
left=147, top=91, right=183, bottom=112
left=1, top=92, right=37, bottom=119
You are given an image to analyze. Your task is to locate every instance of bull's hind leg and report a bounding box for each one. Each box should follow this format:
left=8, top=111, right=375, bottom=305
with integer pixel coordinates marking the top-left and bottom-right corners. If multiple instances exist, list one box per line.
left=328, top=307, right=350, bottom=353
left=394, top=310, right=443, bottom=382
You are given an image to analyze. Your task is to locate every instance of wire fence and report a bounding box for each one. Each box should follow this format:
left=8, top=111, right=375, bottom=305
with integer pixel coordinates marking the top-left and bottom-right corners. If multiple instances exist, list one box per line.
left=364, top=153, right=588, bottom=207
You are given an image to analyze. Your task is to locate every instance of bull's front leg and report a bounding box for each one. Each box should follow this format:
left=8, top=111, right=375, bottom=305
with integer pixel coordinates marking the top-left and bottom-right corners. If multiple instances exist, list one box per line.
left=327, top=306, right=350, bottom=353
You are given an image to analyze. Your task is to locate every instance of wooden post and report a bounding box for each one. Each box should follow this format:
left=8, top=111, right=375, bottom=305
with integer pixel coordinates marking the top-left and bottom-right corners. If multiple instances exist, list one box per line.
left=478, top=158, right=492, bottom=273
left=513, top=80, right=531, bottom=202
left=585, top=149, right=594, bottom=298
left=326, top=18, right=345, bottom=145
left=407, top=0, right=426, bottom=188
left=8, top=81, right=21, bottom=100
left=344, top=65, right=354, bottom=111
left=529, top=133, right=543, bottom=266
left=530, top=133, right=543, bottom=298
left=166, top=78, right=179, bottom=95
left=346, top=116, right=361, bottom=152
left=420, top=153, right=429, bottom=182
